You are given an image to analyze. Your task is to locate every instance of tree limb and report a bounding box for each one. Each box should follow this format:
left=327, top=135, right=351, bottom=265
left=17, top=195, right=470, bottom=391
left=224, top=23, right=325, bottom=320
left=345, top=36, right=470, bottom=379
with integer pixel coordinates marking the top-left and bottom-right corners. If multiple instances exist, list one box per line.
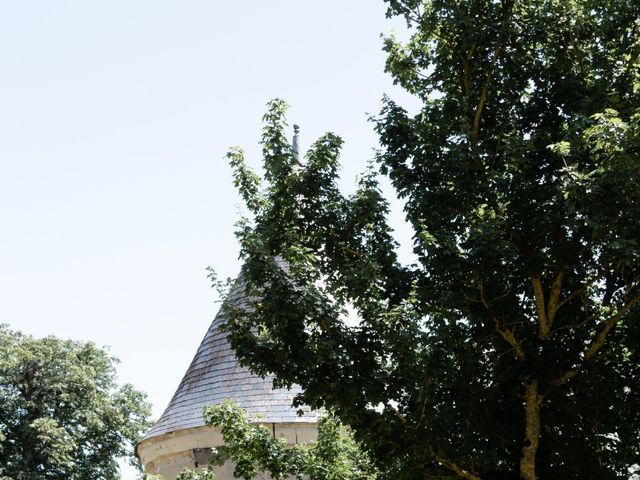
left=583, top=289, right=640, bottom=360
left=470, top=46, right=501, bottom=141
left=428, top=447, right=482, bottom=480
left=494, top=317, right=525, bottom=360
left=548, top=317, right=591, bottom=338
left=531, top=275, right=549, bottom=339
left=479, top=279, right=525, bottom=360
left=551, top=287, right=640, bottom=388
left=545, top=270, right=565, bottom=328
left=479, top=280, right=491, bottom=310
left=556, top=279, right=592, bottom=310
left=550, top=368, right=578, bottom=388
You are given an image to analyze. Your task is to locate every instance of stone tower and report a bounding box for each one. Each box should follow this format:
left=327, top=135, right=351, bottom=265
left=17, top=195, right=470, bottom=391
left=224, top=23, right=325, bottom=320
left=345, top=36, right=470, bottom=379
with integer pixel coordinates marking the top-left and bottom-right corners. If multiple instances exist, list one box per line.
left=136, top=282, right=318, bottom=480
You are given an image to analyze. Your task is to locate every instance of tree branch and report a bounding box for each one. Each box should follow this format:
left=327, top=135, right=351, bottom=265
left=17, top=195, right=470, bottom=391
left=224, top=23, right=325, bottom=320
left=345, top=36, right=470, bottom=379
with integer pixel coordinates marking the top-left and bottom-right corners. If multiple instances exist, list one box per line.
left=479, top=280, right=491, bottom=310
left=494, top=317, right=525, bottom=360
left=548, top=317, right=591, bottom=338
left=583, top=288, right=640, bottom=360
left=545, top=270, right=565, bottom=328
left=551, top=287, right=640, bottom=388
left=470, top=46, right=501, bottom=141
left=479, top=279, right=525, bottom=360
left=556, top=279, right=592, bottom=310
left=428, top=447, right=482, bottom=480
left=550, top=368, right=577, bottom=388
left=531, top=275, right=549, bottom=339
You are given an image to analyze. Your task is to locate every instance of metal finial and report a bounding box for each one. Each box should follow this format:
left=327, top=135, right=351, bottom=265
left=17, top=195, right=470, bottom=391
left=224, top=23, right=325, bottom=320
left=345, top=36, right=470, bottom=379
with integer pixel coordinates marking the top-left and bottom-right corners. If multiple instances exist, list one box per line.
left=292, top=124, right=302, bottom=162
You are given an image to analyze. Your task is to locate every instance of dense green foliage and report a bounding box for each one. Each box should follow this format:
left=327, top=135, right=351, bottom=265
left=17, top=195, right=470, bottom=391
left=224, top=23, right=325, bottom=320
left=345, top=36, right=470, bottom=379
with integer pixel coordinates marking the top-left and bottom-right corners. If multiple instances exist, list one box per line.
left=0, top=325, right=152, bottom=480
left=220, top=1, right=640, bottom=479
left=176, top=402, right=378, bottom=480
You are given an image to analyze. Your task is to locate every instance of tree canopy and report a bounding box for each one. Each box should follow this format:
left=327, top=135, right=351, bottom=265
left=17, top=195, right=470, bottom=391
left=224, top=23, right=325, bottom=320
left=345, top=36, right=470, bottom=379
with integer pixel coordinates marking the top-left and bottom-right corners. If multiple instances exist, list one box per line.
left=0, top=325, right=152, bottom=480
left=220, top=0, right=640, bottom=479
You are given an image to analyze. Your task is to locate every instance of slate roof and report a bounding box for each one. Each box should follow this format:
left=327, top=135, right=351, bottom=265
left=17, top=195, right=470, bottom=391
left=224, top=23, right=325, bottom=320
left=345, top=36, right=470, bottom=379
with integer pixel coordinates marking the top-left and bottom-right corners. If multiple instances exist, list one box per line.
left=142, top=285, right=318, bottom=441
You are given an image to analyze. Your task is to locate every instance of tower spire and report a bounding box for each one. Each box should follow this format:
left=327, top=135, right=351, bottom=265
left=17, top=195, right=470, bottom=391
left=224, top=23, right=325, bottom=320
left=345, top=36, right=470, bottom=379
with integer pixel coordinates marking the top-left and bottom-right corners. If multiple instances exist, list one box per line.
left=292, top=124, right=302, bottom=162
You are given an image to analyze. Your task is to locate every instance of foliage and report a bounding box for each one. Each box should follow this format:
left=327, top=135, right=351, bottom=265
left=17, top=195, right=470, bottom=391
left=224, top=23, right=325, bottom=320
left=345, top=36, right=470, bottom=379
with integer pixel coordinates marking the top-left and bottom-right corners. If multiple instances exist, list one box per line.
left=219, top=1, right=640, bottom=479
left=176, top=402, right=378, bottom=480
left=176, top=469, right=215, bottom=480
left=0, top=325, right=152, bottom=480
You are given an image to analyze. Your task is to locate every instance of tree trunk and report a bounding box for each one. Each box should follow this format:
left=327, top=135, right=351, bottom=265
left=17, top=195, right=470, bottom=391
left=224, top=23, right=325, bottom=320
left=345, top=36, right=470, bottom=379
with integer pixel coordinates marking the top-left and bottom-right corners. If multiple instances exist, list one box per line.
left=520, top=378, right=542, bottom=480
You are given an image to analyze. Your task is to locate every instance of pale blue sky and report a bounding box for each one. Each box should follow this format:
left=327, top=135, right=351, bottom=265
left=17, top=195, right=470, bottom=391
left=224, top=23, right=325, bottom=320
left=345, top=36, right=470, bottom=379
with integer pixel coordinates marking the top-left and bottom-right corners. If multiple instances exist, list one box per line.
left=0, top=2, right=416, bottom=478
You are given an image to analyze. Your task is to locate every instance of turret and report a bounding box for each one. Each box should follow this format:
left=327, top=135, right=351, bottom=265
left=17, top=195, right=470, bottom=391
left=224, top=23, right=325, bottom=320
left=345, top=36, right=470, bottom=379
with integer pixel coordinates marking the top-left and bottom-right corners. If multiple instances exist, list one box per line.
left=137, top=127, right=317, bottom=479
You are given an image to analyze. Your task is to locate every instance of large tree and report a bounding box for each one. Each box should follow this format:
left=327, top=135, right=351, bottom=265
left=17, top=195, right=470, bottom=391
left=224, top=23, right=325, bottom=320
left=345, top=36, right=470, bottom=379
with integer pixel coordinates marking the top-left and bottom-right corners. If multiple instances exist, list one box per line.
left=221, top=1, right=640, bottom=479
left=0, top=325, right=151, bottom=480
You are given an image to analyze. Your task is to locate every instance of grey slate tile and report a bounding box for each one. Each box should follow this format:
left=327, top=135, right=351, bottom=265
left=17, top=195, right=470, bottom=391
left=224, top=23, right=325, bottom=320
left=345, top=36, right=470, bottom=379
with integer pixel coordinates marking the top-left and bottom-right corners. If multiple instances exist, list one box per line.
left=142, top=286, right=317, bottom=441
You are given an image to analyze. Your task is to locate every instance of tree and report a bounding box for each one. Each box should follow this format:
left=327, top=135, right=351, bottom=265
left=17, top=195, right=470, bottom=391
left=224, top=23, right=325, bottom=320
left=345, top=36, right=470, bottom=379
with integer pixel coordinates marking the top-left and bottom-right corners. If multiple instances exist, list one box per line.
left=219, top=1, right=640, bottom=479
left=0, top=325, right=152, bottom=480
left=175, top=402, right=378, bottom=480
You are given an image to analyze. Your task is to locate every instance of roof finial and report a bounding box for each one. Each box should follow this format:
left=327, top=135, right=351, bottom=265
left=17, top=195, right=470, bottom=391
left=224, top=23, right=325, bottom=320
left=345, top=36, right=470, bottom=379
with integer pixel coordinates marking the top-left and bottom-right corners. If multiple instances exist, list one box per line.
left=292, top=124, right=302, bottom=162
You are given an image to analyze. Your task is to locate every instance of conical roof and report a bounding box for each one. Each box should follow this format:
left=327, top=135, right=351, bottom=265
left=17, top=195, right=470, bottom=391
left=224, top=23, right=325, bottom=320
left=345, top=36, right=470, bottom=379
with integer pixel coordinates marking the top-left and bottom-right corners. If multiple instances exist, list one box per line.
left=143, top=284, right=317, bottom=441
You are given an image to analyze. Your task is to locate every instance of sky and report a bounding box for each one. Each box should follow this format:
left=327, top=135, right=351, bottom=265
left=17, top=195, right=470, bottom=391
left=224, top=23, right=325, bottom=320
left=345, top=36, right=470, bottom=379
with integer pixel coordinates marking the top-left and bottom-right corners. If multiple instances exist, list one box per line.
left=0, top=2, right=418, bottom=478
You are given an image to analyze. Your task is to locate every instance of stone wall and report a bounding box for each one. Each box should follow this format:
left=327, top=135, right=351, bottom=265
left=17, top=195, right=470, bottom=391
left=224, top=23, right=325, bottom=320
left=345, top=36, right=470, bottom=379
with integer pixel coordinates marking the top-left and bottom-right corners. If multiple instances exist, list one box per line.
left=138, top=422, right=317, bottom=480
